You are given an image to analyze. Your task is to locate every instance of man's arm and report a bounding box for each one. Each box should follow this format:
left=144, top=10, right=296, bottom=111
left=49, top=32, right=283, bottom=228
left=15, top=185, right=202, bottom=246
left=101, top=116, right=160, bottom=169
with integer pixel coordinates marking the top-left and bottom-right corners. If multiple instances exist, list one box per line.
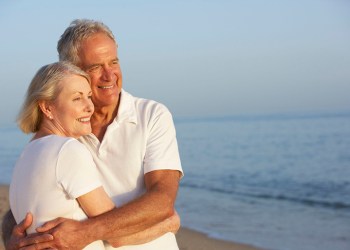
left=106, top=170, right=181, bottom=246
left=109, top=211, right=180, bottom=247
left=87, top=169, right=181, bottom=242
left=2, top=211, right=53, bottom=250
left=37, top=169, right=181, bottom=248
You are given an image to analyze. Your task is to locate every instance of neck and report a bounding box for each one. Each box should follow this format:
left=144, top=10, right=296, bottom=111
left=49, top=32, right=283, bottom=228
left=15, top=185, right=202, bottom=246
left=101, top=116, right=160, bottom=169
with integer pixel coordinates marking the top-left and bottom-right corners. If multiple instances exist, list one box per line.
left=92, top=105, right=118, bottom=124
left=91, top=101, right=120, bottom=141
left=32, top=121, right=59, bottom=141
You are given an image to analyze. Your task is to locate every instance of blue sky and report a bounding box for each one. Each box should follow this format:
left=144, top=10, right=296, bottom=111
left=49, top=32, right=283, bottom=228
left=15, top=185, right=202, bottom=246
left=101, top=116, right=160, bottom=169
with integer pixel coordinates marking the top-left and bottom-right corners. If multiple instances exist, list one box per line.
left=0, top=0, right=349, bottom=125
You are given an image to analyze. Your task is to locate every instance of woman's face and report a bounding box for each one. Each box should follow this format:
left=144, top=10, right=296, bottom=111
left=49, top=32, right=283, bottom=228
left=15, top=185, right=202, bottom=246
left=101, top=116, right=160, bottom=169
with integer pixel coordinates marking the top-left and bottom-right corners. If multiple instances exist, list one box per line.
left=50, top=74, right=94, bottom=138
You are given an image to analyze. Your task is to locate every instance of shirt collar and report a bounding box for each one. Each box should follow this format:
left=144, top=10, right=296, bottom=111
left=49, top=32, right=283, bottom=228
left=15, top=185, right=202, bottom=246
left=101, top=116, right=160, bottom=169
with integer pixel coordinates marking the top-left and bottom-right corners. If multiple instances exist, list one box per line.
left=115, top=89, right=138, bottom=124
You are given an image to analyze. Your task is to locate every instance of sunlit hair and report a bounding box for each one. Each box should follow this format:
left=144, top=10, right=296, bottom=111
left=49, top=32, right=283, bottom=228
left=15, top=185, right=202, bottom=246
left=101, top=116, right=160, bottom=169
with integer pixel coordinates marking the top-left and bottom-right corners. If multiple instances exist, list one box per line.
left=17, top=61, right=90, bottom=134
left=57, top=19, right=116, bottom=66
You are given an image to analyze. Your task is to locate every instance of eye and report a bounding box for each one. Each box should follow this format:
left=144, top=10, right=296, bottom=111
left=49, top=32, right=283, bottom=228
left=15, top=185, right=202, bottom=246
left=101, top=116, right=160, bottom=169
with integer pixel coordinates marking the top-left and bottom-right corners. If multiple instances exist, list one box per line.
left=111, top=59, right=119, bottom=66
left=87, top=65, right=100, bottom=73
left=88, top=95, right=93, bottom=100
left=73, top=97, right=81, bottom=101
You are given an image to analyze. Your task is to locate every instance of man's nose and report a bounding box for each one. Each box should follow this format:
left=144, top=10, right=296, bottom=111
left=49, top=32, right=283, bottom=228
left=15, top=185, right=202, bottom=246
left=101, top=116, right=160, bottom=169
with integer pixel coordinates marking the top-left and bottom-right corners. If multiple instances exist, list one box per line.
left=102, top=66, right=114, bottom=81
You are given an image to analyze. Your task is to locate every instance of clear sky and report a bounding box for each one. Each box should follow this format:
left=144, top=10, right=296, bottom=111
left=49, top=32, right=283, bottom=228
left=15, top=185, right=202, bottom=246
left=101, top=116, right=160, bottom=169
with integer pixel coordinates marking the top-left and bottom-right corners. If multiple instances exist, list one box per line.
left=0, top=0, right=349, bottom=125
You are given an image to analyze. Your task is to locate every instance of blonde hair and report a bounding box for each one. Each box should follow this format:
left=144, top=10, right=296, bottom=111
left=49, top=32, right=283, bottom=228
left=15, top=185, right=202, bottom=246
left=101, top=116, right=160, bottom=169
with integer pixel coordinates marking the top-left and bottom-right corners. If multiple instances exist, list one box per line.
left=17, top=61, right=90, bottom=133
left=57, top=19, right=116, bottom=66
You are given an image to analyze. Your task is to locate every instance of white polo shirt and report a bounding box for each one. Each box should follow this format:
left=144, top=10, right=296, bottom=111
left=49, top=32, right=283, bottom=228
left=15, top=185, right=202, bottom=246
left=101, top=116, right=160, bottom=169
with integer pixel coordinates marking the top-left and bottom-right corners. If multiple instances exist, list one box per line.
left=79, top=90, right=183, bottom=250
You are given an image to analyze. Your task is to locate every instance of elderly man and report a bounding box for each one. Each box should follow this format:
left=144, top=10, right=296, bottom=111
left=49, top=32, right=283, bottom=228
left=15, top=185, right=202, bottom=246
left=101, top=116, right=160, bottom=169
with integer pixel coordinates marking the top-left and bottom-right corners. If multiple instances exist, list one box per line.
left=3, top=19, right=183, bottom=250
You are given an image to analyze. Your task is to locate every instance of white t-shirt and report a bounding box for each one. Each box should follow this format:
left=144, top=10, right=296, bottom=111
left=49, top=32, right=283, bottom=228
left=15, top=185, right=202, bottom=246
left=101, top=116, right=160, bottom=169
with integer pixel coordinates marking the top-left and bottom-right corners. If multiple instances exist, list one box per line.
left=9, top=135, right=105, bottom=250
left=79, top=90, right=183, bottom=250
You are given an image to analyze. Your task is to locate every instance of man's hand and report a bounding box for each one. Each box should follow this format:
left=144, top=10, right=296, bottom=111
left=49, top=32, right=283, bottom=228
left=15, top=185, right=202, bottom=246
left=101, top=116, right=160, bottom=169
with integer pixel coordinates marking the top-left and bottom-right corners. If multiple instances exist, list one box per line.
left=36, top=217, right=91, bottom=250
left=3, top=212, right=54, bottom=250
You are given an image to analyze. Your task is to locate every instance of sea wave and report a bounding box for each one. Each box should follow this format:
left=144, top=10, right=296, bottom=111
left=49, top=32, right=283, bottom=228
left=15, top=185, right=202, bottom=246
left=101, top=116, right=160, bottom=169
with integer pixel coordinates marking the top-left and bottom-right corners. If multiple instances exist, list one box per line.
left=181, top=182, right=350, bottom=210
left=174, top=111, right=350, bottom=124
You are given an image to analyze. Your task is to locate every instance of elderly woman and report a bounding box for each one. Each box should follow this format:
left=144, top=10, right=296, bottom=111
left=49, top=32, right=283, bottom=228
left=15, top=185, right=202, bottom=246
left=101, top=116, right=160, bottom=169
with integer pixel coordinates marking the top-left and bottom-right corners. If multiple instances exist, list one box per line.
left=9, top=62, right=178, bottom=250
left=9, top=61, right=114, bottom=249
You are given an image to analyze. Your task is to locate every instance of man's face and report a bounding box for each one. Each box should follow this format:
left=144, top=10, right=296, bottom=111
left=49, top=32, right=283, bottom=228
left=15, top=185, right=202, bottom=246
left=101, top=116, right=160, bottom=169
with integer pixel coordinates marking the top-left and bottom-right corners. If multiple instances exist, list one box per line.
left=78, top=33, right=122, bottom=110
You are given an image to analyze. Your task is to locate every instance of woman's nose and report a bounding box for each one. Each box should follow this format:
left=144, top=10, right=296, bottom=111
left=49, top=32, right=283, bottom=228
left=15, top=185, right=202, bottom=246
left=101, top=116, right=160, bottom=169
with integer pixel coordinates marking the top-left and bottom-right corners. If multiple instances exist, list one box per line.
left=85, top=98, right=94, bottom=113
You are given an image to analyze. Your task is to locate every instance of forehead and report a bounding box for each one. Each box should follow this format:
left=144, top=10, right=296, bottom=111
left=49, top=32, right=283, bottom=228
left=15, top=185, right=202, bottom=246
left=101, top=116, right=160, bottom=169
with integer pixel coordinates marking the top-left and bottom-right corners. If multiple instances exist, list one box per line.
left=78, top=33, right=118, bottom=64
left=58, top=74, right=91, bottom=94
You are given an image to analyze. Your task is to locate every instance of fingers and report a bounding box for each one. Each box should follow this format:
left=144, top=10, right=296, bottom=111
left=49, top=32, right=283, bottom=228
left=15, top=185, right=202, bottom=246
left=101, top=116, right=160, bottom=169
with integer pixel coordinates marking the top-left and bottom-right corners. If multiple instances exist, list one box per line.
left=35, top=218, right=65, bottom=233
left=20, top=243, right=56, bottom=250
left=14, top=213, right=33, bottom=235
left=5, top=213, right=56, bottom=250
left=17, top=233, right=54, bottom=248
left=20, top=241, right=57, bottom=250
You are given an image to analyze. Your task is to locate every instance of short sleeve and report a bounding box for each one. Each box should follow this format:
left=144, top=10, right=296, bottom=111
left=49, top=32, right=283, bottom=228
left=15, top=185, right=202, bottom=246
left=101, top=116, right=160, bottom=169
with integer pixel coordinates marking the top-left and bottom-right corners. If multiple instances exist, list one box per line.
left=56, top=139, right=102, bottom=199
left=143, top=105, right=183, bottom=176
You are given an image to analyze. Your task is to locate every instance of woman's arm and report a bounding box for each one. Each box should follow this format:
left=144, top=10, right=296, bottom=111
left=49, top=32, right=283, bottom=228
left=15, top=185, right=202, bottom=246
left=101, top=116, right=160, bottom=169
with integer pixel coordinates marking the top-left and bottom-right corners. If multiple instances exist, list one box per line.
left=76, top=187, right=115, bottom=217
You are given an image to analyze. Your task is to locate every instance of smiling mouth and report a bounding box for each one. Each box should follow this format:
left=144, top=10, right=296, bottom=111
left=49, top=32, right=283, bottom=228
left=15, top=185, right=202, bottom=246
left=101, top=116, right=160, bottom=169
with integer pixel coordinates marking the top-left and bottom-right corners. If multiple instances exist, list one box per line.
left=98, top=85, right=114, bottom=89
left=77, top=117, right=90, bottom=122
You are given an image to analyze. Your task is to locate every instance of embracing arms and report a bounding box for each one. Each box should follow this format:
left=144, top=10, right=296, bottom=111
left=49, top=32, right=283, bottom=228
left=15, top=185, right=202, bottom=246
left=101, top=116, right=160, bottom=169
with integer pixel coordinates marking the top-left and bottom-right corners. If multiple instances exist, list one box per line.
left=2, top=169, right=181, bottom=249
left=88, top=169, right=181, bottom=245
left=37, top=169, right=181, bottom=248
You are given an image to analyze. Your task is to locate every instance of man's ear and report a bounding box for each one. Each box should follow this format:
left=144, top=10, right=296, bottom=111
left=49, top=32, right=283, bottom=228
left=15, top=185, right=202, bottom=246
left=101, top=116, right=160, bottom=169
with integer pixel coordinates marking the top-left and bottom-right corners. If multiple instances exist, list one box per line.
left=38, top=100, right=53, bottom=119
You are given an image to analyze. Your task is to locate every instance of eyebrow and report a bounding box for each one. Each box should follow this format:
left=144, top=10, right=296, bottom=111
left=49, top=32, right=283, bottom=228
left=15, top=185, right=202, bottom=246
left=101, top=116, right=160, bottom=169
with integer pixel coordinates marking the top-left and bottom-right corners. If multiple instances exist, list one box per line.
left=71, top=90, right=92, bottom=95
left=84, top=58, right=119, bottom=71
left=84, top=63, right=101, bottom=71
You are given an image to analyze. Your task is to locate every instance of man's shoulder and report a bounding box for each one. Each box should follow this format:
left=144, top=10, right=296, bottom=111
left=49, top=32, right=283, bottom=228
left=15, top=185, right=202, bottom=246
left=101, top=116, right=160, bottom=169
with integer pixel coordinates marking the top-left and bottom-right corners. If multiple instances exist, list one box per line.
left=121, top=90, right=174, bottom=126
left=123, top=90, right=170, bottom=115
left=132, top=94, right=169, bottom=113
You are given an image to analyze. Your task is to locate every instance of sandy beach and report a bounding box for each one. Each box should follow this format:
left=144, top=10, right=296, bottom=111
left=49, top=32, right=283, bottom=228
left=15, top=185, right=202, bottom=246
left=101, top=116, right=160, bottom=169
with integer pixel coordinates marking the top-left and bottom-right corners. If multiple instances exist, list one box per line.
left=0, top=185, right=263, bottom=250
left=0, top=185, right=9, bottom=250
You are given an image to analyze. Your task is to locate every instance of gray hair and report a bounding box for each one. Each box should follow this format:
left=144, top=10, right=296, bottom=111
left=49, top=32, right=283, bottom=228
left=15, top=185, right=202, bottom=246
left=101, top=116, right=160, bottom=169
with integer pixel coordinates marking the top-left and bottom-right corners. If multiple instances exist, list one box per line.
left=17, top=61, right=90, bottom=134
left=57, top=19, right=116, bottom=66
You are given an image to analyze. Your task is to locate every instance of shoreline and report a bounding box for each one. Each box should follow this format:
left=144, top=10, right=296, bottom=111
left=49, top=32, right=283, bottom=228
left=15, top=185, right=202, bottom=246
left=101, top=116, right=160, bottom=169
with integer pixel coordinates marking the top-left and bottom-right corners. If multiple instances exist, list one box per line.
left=0, top=184, right=264, bottom=250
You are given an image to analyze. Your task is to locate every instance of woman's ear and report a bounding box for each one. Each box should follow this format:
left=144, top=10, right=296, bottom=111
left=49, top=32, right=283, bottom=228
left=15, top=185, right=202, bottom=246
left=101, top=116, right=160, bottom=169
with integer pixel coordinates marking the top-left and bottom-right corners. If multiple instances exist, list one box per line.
left=38, top=100, right=53, bottom=120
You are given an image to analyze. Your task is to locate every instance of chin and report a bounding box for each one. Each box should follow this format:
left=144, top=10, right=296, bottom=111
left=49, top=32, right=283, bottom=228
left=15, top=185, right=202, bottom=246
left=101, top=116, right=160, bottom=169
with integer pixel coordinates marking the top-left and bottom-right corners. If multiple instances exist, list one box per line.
left=76, top=131, right=91, bottom=138
left=83, top=130, right=92, bottom=136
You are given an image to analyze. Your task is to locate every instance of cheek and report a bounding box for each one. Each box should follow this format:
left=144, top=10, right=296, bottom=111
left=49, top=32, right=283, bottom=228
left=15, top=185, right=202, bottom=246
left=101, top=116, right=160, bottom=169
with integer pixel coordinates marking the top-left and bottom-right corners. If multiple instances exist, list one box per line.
left=115, top=69, right=122, bottom=77
left=60, top=107, right=79, bottom=121
left=59, top=114, right=75, bottom=128
left=89, top=75, right=100, bottom=86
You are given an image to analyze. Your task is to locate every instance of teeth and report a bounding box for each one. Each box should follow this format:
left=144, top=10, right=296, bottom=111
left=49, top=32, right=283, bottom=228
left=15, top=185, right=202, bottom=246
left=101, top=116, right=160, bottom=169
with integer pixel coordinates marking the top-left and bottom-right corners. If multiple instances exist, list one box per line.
left=99, top=85, right=113, bottom=89
left=78, top=118, right=90, bottom=122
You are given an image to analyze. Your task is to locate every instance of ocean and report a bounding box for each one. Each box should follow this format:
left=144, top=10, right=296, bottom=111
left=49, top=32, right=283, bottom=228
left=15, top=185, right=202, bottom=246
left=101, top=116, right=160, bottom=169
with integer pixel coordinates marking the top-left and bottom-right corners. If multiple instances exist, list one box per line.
left=1, top=112, right=350, bottom=250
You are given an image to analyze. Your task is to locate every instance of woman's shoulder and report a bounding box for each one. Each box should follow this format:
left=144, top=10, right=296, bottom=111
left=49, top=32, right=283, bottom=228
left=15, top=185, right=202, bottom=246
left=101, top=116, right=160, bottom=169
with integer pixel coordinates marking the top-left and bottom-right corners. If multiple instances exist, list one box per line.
left=34, top=135, right=87, bottom=156
left=58, top=136, right=91, bottom=159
